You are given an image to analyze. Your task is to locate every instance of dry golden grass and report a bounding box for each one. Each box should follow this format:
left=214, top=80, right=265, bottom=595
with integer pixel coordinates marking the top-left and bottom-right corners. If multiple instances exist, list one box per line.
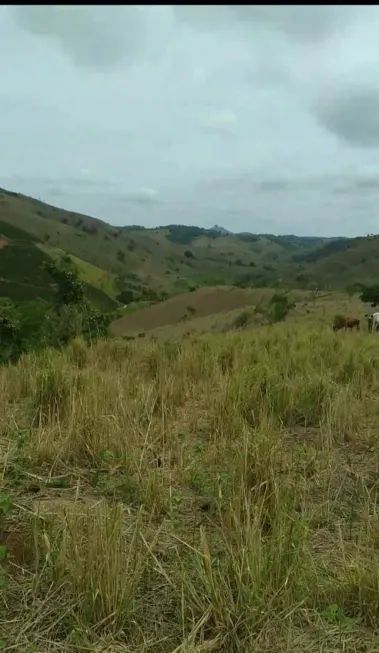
left=1, top=313, right=379, bottom=651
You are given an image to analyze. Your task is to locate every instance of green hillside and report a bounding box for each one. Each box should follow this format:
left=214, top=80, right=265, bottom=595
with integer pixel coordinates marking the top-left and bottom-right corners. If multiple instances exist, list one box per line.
left=0, top=188, right=332, bottom=298
left=0, top=216, right=117, bottom=310
left=286, top=235, right=379, bottom=288
left=1, top=186, right=379, bottom=303
left=0, top=188, right=297, bottom=295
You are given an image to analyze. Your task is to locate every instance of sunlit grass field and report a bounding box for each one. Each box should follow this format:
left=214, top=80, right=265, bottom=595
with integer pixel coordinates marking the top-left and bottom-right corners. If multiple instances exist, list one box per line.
left=1, top=318, right=379, bottom=651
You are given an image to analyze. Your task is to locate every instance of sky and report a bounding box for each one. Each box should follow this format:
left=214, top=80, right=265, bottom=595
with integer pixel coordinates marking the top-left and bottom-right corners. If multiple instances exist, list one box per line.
left=1, top=5, right=379, bottom=237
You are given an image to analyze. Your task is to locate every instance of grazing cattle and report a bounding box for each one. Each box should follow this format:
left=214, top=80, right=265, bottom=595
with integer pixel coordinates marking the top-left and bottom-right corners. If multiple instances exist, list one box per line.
left=366, top=312, right=379, bottom=332
left=332, top=316, right=360, bottom=332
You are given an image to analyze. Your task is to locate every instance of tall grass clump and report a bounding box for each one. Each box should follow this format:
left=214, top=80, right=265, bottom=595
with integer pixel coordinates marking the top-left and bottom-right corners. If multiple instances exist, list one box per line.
left=33, top=503, right=145, bottom=630
left=32, top=361, right=79, bottom=426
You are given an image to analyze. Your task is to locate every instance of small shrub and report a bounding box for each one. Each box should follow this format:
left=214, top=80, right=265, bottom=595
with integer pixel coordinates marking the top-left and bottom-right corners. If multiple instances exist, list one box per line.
left=268, top=293, right=292, bottom=323
left=233, top=310, right=252, bottom=330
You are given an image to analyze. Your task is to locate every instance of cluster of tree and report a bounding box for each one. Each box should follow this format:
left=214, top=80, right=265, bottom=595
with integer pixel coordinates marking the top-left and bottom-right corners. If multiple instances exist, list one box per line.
left=165, top=225, right=221, bottom=245
left=291, top=238, right=352, bottom=264
left=0, top=255, right=110, bottom=365
left=116, top=285, right=167, bottom=305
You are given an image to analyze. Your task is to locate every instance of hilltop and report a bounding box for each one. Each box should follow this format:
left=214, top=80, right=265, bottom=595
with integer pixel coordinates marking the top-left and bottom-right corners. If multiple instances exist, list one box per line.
left=0, top=186, right=378, bottom=315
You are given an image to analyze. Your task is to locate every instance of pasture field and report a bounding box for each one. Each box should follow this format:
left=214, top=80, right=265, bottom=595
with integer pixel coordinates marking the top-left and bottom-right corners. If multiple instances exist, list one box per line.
left=111, top=286, right=367, bottom=339
left=2, top=311, right=379, bottom=651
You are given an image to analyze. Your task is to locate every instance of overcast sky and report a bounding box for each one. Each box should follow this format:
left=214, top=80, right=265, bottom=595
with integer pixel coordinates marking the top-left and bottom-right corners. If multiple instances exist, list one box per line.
left=1, top=5, right=379, bottom=237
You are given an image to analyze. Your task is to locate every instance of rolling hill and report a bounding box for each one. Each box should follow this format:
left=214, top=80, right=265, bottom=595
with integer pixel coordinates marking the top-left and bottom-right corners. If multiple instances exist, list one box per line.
left=0, top=216, right=118, bottom=310
left=1, top=187, right=312, bottom=299
left=285, top=235, right=379, bottom=288
left=0, top=186, right=378, bottom=315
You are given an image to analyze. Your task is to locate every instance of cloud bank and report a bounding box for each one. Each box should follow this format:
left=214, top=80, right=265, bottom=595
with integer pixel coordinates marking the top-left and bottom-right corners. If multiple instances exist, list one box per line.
left=1, top=5, right=379, bottom=236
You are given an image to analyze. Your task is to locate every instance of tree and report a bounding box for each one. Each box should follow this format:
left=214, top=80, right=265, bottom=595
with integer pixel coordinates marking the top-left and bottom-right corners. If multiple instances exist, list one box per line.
left=43, top=256, right=85, bottom=307
left=309, top=286, right=320, bottom=306
left=346, top=282, right=364, bottom=301
left=359, top=284, right=379, bottom=307
left=116, top=289, right=135, bottom=305
left=82, top=306, right=111, bottom=342
left=18, top=299, right=50, bottom=349
left=43, top=256, right=110, bottom=344
left=44, top=305, right=85, bottom=347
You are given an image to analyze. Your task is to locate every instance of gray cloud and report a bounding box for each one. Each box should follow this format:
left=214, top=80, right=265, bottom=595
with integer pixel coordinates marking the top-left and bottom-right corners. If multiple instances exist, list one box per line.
left=174, top=6, right=360, bottom=43
left=7, top=5, right=152, bottom=69
left=1, top=5, right=379, bottom=237
left=316, top=86, right=379, bottom=148
left=174, top=5, right=379, bottom=149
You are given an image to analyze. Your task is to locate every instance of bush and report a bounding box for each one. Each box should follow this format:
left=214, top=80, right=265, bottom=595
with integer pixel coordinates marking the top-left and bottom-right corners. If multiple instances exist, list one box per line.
left=359, top=284, right=379, bottom=306
left=268, top=293, right=292, bottom=323
left=0, top=256, right=111, bottom=365
left=233, top=310, right=252, bottom=330
left=116, top=290, right=135, bottom=305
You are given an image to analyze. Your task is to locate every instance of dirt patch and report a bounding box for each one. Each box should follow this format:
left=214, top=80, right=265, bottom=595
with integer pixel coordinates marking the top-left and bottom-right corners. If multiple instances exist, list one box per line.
left=0, top=237, right=8, bottom=249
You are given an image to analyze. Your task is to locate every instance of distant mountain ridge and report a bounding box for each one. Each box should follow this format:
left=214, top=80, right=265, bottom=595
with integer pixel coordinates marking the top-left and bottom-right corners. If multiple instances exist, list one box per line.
left=211, top=223, right=346, bottom=245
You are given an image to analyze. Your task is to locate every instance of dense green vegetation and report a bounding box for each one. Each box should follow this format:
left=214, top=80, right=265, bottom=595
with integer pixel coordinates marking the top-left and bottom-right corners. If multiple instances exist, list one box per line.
left=164, top=224, right=224, bottom=244
left=0, top=240, right=56, bottom=288
left=359, top=283, right=379, bottom=306
left=0, top=218, right=38, bottom=241
left=0, top=256, right=110, bottom=364
left=0, top=213, right=118, bottom=309
left=291, top=238, right=354, bottom=263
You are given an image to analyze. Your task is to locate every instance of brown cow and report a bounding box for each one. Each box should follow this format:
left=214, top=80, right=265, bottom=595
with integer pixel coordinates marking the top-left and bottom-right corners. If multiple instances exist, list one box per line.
left=332, top=316, right=360, bottom=332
